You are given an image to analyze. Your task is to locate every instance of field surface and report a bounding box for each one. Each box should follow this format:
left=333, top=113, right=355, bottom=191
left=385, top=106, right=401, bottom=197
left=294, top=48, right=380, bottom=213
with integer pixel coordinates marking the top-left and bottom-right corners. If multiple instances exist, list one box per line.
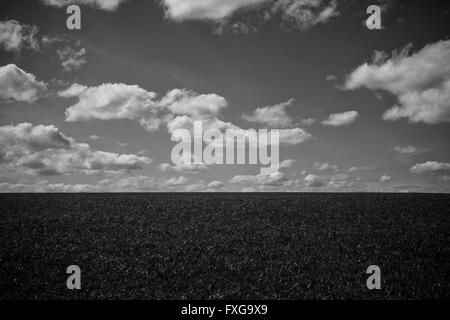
left=0, top=193, right=449, bottom=299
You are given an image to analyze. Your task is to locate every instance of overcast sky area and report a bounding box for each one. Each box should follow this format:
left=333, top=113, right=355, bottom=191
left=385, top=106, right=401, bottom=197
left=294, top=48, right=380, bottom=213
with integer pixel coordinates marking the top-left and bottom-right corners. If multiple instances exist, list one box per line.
left=0, top=0, right=449, bottom=192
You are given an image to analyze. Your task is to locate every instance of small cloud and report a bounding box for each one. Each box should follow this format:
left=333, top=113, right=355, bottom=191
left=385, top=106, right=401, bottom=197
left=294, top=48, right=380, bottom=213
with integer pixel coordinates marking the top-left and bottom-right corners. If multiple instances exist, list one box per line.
left=280, top=159, right=296, bottom=169
left=322, top=111, right=359, bottom=126
left=304, top=174, right=326, bottom=187
left=380, top=175, right=392, bottom=183
left=57, top=46, right=87, bottom=72
left=314, top=161, right=339, bottom=172
left=242, top=98, right=295, bottom=128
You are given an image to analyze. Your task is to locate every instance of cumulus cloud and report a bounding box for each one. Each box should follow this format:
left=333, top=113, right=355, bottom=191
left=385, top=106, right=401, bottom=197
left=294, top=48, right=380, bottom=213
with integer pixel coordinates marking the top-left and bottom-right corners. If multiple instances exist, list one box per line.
left=380, top=175, right=391, bottom=183
left=207, top=180, right=225, bottom=189
left=280, top=159, right=296, bottom=169
left=60, top=85, right=230, bottom=133
left=278, top=128, right=312, bottom=145
left=161, top=88, right=228, bottom=120
left=40, top=0, right=128, bottom=11
left=322, top=110, right=358, bottom=126
left=410, top=161, right=450, bottom=175
left=0, top=64, right=47, bottom=103
left=0, top=20, right=39, bottom=53
left=0, top=123, right=151, bottom=176
left=242, top=98, right=295, bottom=128
left=304, top=174, right=326, bottom=187
left=162, top=176, right=188, bottom=187
left=57, top=46, right=87, bottom=72
left=314, top=161, right=338, bottom=171
left=344, top=40, right=450, bottom=124
left=60, top=83, right=162, bottom=131
left=59, top=82, right=313, bottom=146
left=160, top=0, right=339, bottom=32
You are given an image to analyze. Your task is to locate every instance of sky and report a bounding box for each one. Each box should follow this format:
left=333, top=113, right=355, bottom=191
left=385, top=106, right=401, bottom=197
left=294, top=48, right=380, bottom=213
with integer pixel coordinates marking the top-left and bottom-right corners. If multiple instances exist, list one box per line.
left=0, top=0, right=449, bottom=192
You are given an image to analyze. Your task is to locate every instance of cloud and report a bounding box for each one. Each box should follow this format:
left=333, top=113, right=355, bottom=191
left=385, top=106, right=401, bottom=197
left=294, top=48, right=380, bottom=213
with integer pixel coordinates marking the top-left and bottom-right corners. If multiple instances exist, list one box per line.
left=322, top=110, right=358, bottom=126
left=40, top=0, right=128, bottom=11
left=160, top=0, right=339, bottom=32
left=161, top=88, right=228, bottom=119
left=0, top=20, right=39, bottom=53
left=160, top=0, right=269, bottom=21
left=270, top=0, right=339, bottom=30
left=0, top=123, right=151, bottom=176
left=304, top=174, right=326, bottom=187
left=0, top=64, right=47, bottom=103
left=393, top=145, right=428, bottom=156
left=410, top=161, right=450, bottom=176
left=57, top=46, right=87, bottom=72
left=230, top=171, right=289, bottom=186
left=380, top=175, right=391, bottom=183
left=162, top=176, right=188, bottom=187
left=278, top=128, right=312, bottom=145
left=60, top=84, right=230, bottom=133
left=314, top=161, right=338, bottom=171
left=59, top=82, right=313, bottom=146
left=207, top=180, right=225, bottom=189
left=157, top=161, right=208, bottom=174
left=60, top=83, right=162, bottom=131
left=242, top=98, right=295, bottom=128
left=344, top=40, right=450, bottom=124
left=280, top=159, right=296, bottom=169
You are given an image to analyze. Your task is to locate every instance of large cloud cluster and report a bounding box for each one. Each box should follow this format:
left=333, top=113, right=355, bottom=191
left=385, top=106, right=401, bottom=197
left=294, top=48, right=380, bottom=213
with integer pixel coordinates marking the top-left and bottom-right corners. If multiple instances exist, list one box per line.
left=345, top=40, right=450, bottom=124
left=0, top=123, right=151, bottom=176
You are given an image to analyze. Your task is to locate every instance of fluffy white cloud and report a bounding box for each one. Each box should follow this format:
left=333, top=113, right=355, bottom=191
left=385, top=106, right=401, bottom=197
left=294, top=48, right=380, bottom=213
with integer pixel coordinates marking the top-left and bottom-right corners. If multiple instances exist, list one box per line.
left=161, top=88, right=228, bottom=119
left=162, top=176, right=188, bottom=187
left=207, top=180, right=224, bottom=189
left=322, top=110, right=358, bottom=126
left=380, top=175, right=391, bottom=183
left=279, top=159, right=296, bottom=169
left=60, top=84, right=230, bottom=133
left=345, top=40, right=450, bottom=124
left=0, top=64, right=47, bottom=103
left=60, top=83, right=162, bottom=131
left=160, top=0, right=339, bottom=32
left=0, top=123, right=151, bottom=176
left=0, top=20, right=39, bottom=52
left=40, top=0, right=128, bottom=11
left=410, top=161, right=450, bottom=175
left=242, top=99, right=295, bottom=128
left=59, top=83, right=313, bottom=146
left=278, top=128, right=312, bottom=145
left=160, top=0, right=269, bottom=21
left=304, top=173, right=326, bottom=187
left=57, top=46, right=87, bottom=72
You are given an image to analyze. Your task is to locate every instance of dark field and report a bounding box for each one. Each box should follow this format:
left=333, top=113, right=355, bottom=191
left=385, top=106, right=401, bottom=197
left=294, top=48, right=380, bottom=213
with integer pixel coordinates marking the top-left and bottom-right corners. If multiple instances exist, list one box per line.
left=0, top=193, right=449, bottom=300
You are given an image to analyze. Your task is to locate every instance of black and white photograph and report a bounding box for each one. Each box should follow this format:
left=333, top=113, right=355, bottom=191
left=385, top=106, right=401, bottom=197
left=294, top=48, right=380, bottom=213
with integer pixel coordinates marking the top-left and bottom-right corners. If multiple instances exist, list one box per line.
left=0, top=0, right=449, bottom=309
